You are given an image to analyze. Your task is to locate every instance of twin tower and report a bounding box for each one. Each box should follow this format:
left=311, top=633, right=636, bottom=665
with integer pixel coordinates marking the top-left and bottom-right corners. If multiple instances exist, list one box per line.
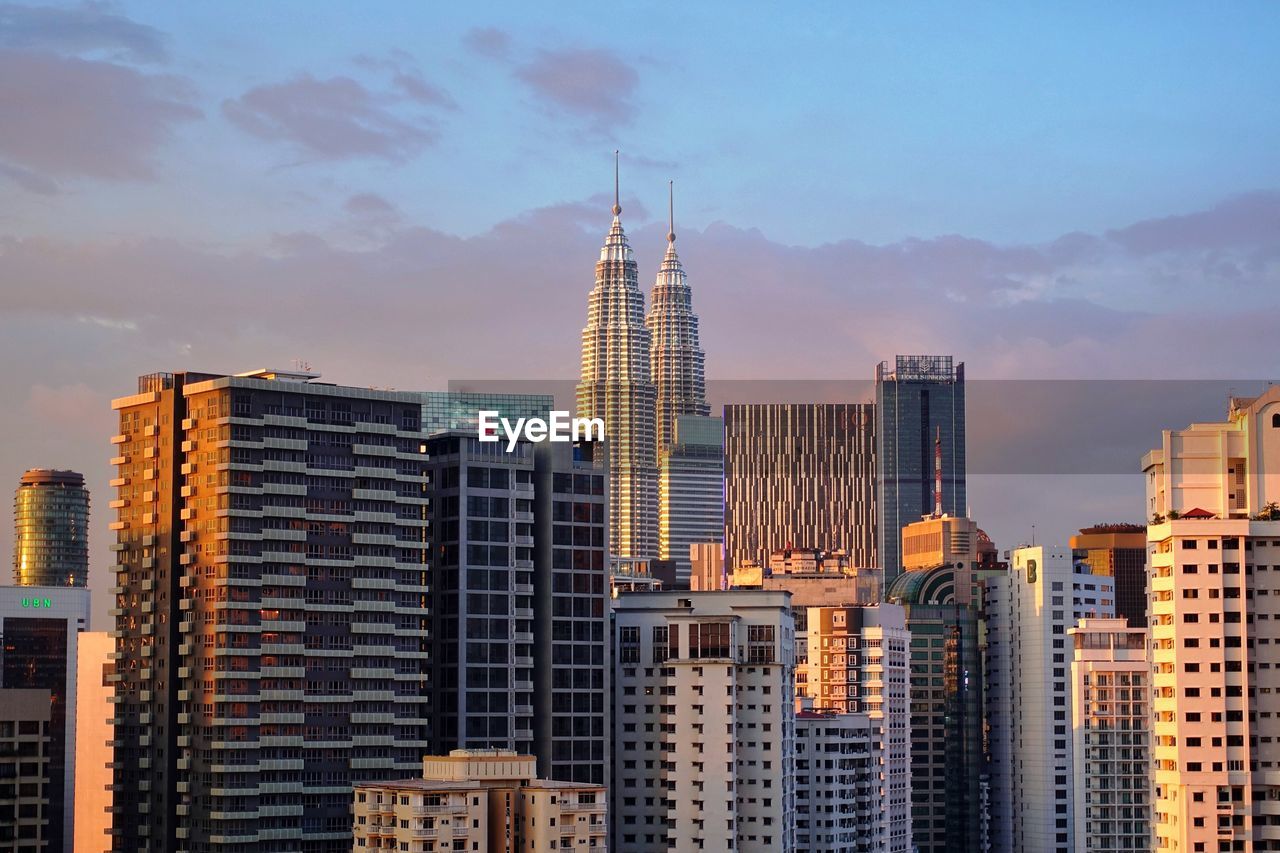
left=576, top=153, right=709, bottom=563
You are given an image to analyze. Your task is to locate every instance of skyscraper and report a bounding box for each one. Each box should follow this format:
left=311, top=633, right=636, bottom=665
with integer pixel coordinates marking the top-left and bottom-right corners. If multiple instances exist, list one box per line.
left=876, top=356, right=966, bottom=587
left=657, top=415, right=723, bottom=586
left=13, top=469, right=90, bottom=587
left=577, top=155, right=658, bottom=562
left=74, top=631, right=114, bottom=853
left=1068, top=617, right=1149, bottom=853
left=1069, top=524, right=1148, bottom=627
left=109, top=369, right=431, bottom=853
left=985, top=546, right=1114, bottom=853
left=804, top=604, right=913, bottom=853
left=0, top=584, right=91, bottom=853
left=424, top=431, right=609, bottom=786
left=724, top=403, right=876, bottom=572
left=885, top=565, right=983, bottom=853
left=420, top=391, right=554, bottom=436
left=611, top=590, right=796, bottom=853
left=646, top=181, right=709, bottom=454
left=1144, top=387, right=1280, bottom=853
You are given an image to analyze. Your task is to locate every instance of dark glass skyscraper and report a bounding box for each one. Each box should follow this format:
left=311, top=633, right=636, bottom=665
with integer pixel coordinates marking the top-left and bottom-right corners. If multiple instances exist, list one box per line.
left=13, top=469, right=90, bottom=587
left=876, top=356, right=966, bottom=587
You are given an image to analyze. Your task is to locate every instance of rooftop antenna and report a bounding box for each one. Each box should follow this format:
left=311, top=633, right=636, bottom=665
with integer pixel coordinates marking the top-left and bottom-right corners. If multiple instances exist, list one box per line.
left=667, top=179, right=675, bottom=244
left=612, top=150, right=621, bottom=217
left=934, top=425, right=943, bottom=517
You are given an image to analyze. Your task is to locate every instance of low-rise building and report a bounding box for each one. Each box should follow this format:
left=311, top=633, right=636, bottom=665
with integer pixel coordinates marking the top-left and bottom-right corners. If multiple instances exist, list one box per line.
left=351, top=750, right=606, bottom=853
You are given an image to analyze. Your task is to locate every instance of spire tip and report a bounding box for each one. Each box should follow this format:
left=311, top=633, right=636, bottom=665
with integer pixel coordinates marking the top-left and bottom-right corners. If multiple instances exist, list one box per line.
left=667, top=179, right=675, bottom=244
left=612, top=151, right=622, bottom=217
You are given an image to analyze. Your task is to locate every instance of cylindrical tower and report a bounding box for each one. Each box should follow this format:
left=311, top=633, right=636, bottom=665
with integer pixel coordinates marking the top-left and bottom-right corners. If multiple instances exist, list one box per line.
left=13, top=468, right=90, bottom=587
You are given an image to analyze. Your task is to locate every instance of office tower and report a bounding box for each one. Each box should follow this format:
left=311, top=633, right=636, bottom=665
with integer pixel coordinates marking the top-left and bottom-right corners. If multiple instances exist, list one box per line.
left=351, top=750, right=607, bottom=853
left=805, top=604, right=912, bottom=853
left=424, top=431, right=609, bottom=786
left=885, top=566, right=982, bottom=853
left=985, top=546, right=1114, bottom=853
left=1070, top=524, right=1148, bottom=627
left=74, top=631, right=114, bottom=853
left=612, top=590, right=796, bottom=853
left=577, top=158, right=658, bottom=563
left=109, top=369, right=431, bottom=853
left=1068, top=618, right=1149, bottom=853
left=0, top=688, right=53, bottom=851
left=14, top=469, right=90, bottom=587
left=793, top=703, right=885, bottom=853
left=1143, top=388, right=1280, bottom=853
left=420, top=391, right=554, bottom=435
left=724, top=403, right=876, bottom=572
left=0, top=585, right=90, bottom=853
left=876, top=355, right=966, bottom=587
left=658, top=415, right=723, bottom=586
left=688, top=542, right=724, bottom=591
left=646, top=182, right=709, bottom=454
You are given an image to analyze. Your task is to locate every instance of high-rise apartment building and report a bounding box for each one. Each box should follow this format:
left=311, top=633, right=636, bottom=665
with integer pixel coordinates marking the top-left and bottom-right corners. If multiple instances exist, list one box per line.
left=985, top=546, right=1114, bottom=853
left=14, top=469, right=90, bottom=588
left=793, top=704, right=885, bottom=853
left=885, top=566, right=983, bottom=853
left=424, top=431, right=609, bottom=786
left=74, top=631, right=114, bottom=853
left=0, top=585, right=90, bottom=853
left=646, top=183, right=709, bottom=455
left=0, top=688, right=53, bottom=852
left=1070, top=524, right=1148, bottom=628
left=658, top=415, right=723, bottom=586
left=1068, top=617, right=1149, bottom=853
left=351, top=750, right=607, bottom=853
left=108, top=369, right=431, bottom=853
left=876, top=356, right=966, bottom=587
left=611, top=590, right=796, bottom=853
left=804, top=604, right=912, bottom=853
left=1144, top=387, right=1280, bottom=853
left=724, top=403, right=876, bottom=572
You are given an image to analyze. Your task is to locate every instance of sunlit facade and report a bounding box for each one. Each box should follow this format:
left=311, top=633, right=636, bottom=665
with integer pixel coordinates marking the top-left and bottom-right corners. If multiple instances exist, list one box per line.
left=13, top=468, right=89, bottom=587
left=1144, top=387, right=1280, bottom=853
left=577, top=179, right=658, bottom=562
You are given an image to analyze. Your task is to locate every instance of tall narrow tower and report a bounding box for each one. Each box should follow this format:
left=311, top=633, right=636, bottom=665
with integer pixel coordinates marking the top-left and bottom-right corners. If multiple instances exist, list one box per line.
left=577, top=153, right=658, bottom=561
left=646, top=181, right=709, bottom=453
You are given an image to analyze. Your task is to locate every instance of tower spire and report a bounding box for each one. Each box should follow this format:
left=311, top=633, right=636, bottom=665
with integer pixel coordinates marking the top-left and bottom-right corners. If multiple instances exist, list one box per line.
left=667, top=180, right=675, bottom=244
left=612, top=150, right=621, bottom=217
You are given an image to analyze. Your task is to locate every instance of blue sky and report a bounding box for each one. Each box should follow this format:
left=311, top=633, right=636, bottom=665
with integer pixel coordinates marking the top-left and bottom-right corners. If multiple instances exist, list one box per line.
left=2, top=2, right=1280, bottom=622
left=10, top=2, right=1280, bottom=246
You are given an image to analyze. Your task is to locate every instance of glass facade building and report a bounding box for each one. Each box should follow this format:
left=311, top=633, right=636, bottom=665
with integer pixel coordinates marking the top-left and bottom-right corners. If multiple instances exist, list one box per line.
left=421, top=391, right=554, bottom=436
left=13, top=469, right=90, bottom=587
left=876, top=356, right=966, bottom=587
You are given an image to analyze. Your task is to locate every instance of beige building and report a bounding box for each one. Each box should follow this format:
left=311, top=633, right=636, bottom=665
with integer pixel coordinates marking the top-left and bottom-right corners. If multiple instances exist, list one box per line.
left=352, top=750, right=606, bottom=853
left=73, top=631, right=114, bottom=853
left=901, top=513, right=981, bottom=604
left=805, top=604, right=912, bottom=853
left=688, top=542, right=724, bottom=591
left=0, top=688, right=53, bottom=853
left=1144, top=388, right=1280, bottom=853
left=1069, top=617, right=1149, bottom=853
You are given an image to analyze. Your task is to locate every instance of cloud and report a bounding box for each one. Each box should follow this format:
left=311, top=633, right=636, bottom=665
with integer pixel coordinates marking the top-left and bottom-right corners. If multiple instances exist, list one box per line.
left=222, top=73, right=441, bottom=162
left=0, top=2, right=167, bottom=62
left=344, top=192, right=399, bottom=218
left=0, top=51, right=199, bottom=187
left=1107, top=191, right=1280, bottom=256
left=515, top=48, right=638, bottom=132
left=464, top=27, right=510, bottom=60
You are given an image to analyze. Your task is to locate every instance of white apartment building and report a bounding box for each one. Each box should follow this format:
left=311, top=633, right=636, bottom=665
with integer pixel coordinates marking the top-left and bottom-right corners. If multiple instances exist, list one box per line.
left=1144, top=387, right=1280, bottom=853
left=611, top=590, right=796, bottom=853
left=794, top=702, right=884, bottom=852
left=986, top=546, right=1114, bottom=853
left=804, top=604, right=912, bottom=853
left=1069, top=617, right=1150, bottom=853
